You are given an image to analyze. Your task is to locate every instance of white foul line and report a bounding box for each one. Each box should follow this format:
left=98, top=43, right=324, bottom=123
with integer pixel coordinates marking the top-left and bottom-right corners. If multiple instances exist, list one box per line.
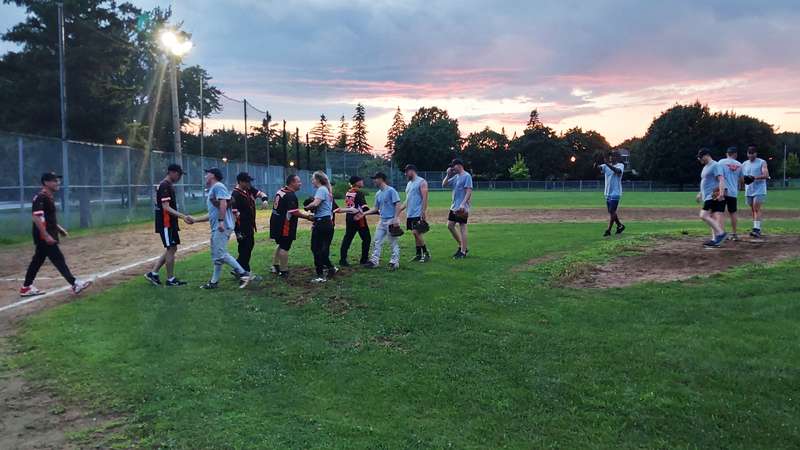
left=0, top=240, right=209, bottom=314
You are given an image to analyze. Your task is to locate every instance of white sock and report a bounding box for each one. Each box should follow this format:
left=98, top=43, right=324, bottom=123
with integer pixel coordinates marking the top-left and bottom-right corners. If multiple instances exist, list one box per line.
left=754, top=221, right=761, bottom=229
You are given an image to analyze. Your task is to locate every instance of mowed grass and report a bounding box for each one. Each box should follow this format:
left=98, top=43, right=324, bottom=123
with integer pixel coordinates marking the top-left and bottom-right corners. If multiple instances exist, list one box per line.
left=10, top=218, right=800, bottom=448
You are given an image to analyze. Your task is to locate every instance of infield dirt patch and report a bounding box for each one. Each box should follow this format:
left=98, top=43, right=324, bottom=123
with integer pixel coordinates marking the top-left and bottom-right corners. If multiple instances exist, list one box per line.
left=570, top=234, right=800, bottom=289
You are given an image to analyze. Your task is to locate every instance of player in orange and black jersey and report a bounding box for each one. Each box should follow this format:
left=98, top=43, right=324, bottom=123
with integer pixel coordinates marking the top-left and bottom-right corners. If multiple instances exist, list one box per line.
left=230, top=172, right=269, bottom=273
left=269, top=174, right=312, bottom=277
left=145, top=164, right=194, bottom=287
left=19, top=172, right=91, bottom=297
left=339, top=175, right=371, bottom=266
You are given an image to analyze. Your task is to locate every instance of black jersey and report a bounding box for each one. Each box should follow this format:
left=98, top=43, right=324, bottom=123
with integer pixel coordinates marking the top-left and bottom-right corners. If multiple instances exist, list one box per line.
left=31, top=189, right=59, bottom=243
left=154, top=179, right=178, bottom=232
left=269, top=187, right=299, bottom=240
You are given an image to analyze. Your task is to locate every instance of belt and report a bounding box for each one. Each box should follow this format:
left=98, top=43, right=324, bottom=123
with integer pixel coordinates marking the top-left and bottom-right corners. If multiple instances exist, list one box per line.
left=314, top=216, right=332, bottom=222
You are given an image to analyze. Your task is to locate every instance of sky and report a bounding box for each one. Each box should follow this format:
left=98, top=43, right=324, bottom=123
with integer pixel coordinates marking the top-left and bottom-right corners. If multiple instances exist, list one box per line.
left=2, top=0, right=799, bottom=152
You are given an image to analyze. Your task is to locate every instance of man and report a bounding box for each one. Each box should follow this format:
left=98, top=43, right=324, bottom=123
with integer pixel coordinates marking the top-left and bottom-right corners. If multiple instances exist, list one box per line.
left=442, top=158, right=473, bottom=259
left=339, top=175, right=371, bottom=267
left=400, top=164, right=430, bottom=262
left=359, top=172, right=401, bottom=270
left=598, top=151, right=626, bottom=237
left=230, top=172, right=269, bottom=273
left=269, top=174, right=312, bottom=277
left=742, top=145, right=769, bottom=239
left=19, top=172, right=91, bottom=296
left=718, top=147, right=744, bottom=241
left=696, top=148, right=728, bottom=248
left=145, top=164, right=192, bottom=287
left=193, top=168, right=259, bottom=289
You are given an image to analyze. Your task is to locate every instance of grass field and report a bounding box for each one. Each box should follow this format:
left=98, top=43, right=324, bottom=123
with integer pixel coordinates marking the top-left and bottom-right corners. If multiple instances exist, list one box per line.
left=8, top=198, right=800, bottom=448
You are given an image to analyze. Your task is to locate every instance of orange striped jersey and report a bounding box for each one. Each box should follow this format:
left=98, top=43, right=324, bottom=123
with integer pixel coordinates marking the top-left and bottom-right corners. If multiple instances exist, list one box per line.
left=154, top=179, right=178, bottom=232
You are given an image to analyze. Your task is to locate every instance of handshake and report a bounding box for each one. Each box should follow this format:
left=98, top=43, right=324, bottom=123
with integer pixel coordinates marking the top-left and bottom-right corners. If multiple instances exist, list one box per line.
left=183, top=215, right=196, bottom=225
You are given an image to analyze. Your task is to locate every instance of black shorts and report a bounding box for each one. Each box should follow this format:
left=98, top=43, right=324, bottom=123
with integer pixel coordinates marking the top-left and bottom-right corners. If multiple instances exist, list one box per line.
left=159, top=226, right=180, bottom=248
left=723, top=196, right=738, bottom=213
left=407, top=217, right=421, bottom=231
left=702, top=199, right=725, bottom=213
left=274, top=237, right=293, bottom=251
left=448, top=210, right=468, bottom=224
left=606, top=198, right=620, bottom=213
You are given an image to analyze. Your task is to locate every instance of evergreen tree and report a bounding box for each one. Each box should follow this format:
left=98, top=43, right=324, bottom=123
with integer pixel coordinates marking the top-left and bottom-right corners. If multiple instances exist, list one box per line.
left=385, top=106, right=406, bottom=156
left=335, top=115, right=348, bottom=149
left=310, top=114, right=332, bottom=150
left=526, top=109, right=543, bottom=130
left=348, top=103, right=372, bottom=154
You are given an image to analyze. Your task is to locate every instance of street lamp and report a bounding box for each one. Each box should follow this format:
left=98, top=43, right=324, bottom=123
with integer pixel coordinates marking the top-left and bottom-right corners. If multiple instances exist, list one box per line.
left=222, top=157, right=228, bottom=163
left=289, top=161, right=295, bottom=167
left=159, top=29, right=192, bottom=210
left=569, top=155, right=577, bottom=163
left=115, top=137, right=124, bottom=145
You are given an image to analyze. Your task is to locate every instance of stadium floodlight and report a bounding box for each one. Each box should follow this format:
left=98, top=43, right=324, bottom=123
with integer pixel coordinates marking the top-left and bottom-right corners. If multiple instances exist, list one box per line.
left=115, top=137, right=124, bottom=145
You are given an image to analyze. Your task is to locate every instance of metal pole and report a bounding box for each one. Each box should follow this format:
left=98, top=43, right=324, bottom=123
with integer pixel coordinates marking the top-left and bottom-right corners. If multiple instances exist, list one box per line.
left=57, top=2, right=70, bottom=223
left=99, top=145, right=105, bottom=220
left=305, top=132, right=310, bottom=169
left=169, top=56, right=185, bottom=210
left=294, top=127, right=300, bottom=169
left=265, top=112, right=271, bottom=167
left=126, top=147, right=132, bottom=212
left=199, top=74, right=204, bottom=161
left=243, top=99, right=249, bottom=166
left=783, top=144, right=788, bottom=188
left=282, top=120, right=287, bottom=167
left=18, top=137, right=25, bottom=233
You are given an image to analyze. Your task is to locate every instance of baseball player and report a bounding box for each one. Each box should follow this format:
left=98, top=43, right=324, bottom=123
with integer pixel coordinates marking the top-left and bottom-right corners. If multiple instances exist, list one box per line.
left=193, top=168, right=260, bottom=289
left=442, top=158, right=472, bottom=259
left=305, top=171, right=338, bottom=283
left=696, top=148, right=728, bottom=247
left=718, top=147, right=744, bottom=241
left=399, top=164, right=430, bottom=262
left=19, top=172, right=91, bottom=296
left=145, top=164, right=192, bottom=287
left=230, top=172, right=269, bottom=273
left=742, top=145, right=769, bottom=239
left=269, top=174, right=312, bottom=278
left=598, top=151, right=626, bottom=237
left=359, top=172, right=401, bottom=270
left=339, top=175, right=371, bottom=267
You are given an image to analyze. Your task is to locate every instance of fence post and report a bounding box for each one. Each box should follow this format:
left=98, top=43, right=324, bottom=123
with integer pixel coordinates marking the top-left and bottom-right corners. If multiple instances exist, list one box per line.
left=126, top=147, right=132, bottom=212
left=99, top=145, right=105, bottom=221
left=17, top=137, right=25, bottom=233
left=579, top=180, right=583, bottom=192
left=61, top=140, right=70, bottom=225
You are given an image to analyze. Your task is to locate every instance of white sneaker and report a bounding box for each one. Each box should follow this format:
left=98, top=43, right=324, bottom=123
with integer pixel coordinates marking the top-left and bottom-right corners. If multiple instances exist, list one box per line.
left=72, top=280, right=92, bottom=295
left=311, top=277, right=327, bottom=283
left=19, top=285, right=45, bottom=297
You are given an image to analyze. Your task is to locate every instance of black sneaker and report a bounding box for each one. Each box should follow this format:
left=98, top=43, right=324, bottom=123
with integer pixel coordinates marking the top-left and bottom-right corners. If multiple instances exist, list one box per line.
left=230, top=270, right=242, bottom=279
left=339, top=260, right=350, bottom=267
left=362, top=261, right=378, bottom=269
left=409, top=254, right=422, bottom=262
left=200, top=281, right=218, bottom=289
left=703, top=239, right=720, bottom=248
left=452, top=248, right=462, bottom=258
left=603, top=230, right=611, bottom=237
left=615, top=224, right=626, bottom=235
left=752, top=229, right=762, bottom=239
left=278, top=271, right=290, bottom=278
left=166, top=278, right=187, bottom=286
left=144, top=272, right=161, bottom=286
left=453, top=251, right=466, bottom=259
left=419, top=253, right=431, bottom=263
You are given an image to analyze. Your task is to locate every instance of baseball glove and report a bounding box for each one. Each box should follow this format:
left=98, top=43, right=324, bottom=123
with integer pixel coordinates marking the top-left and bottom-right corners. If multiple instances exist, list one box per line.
left=414, top=219, right=430, bottom=234
left=712, top=187, right=723, bottom=201
left=743, top=175, right=755, bottom=185
left=453, top=209, right=469, bottom=219
left=388, top=223, right=404, bottom=237
left=303, top=197, right=316, bottom=211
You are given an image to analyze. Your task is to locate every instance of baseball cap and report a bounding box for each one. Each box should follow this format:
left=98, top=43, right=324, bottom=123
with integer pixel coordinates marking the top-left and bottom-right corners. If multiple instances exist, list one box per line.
left=404, top=164, right=417, bottom=172
left=370, top=172, right=388, bottom=181
left=726, top=146, right=738, bottom=154
left=747, top=145, right=758, bottom=153
left=204, top=167, right=224, bottom=181
left=696, top=148, right=711, bottom=159
left=167, top=163, right=184, bottom=175
left=40, top=172, right=62, bottom=184
left=449, top=158, right=464, bottom=168
left=236, top=171, right=254, bottom=182
left=349, top=175, right=363, bottom=185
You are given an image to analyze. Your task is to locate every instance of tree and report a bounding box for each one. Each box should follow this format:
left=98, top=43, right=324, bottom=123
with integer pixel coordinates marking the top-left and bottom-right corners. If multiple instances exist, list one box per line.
left=526, top=109, right=543, bottom=130
left=461, top=127, right=512, bottom=179
left=509, top=113, right=568, bottom=180
left=508, top=154, right=530, bottom=180
left=385, top=106, right=406, bottom=157
left=333, top=115, right=348, bottom=149
left=348, top=103, right=372, bottom=154
left=310, top=114, right=332, bottom=150
left=561, top=127, right=611, bottom=179
left=786, top=153, right=800, bottom=178
left=392, top=107, right=461, bottom=170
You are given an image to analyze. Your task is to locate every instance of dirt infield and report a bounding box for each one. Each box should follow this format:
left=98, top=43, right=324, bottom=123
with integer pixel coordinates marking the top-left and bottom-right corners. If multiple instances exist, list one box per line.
left=570, top=235, right=800, bottom=289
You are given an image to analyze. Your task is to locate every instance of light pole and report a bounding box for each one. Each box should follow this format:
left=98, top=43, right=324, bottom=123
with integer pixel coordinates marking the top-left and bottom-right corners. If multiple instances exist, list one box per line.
left=160, top=30, right=192, bottom=209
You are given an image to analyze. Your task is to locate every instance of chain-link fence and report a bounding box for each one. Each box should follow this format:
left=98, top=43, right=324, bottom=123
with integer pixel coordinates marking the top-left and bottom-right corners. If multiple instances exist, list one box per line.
left=0, top=131, right=316, bottom=236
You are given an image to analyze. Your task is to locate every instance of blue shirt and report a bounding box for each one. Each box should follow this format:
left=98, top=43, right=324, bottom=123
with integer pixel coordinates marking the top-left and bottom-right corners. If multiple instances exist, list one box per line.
left=718, top=157, right=743, bottom=198
left=404, top=176, right=426, bottom=218
left=449, top=172, right=473, bottom=212
left=601, top=163, right=624, bottom=199
left=700, top=161, right=723, bottom=201
left=207, top=182, right=235, bottom=230
left=742, top=158, right=767, bottom=197
left=375, top=185, right=400, bottom=220
left=313, top=186, right=333, bottom=218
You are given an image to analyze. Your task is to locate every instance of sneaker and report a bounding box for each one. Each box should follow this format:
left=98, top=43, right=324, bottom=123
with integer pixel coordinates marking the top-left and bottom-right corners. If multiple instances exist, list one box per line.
left=144, top=272, right=161, bottom=286
left=751, top=229, right=762, bottom=239
left=239, top=273, right=263, bottom=289
left=311, top=277, right=327, bottom=283
left=714, top=232, right=728, bottom=245
left=71, top=280, right=92, bottom=295
left=453, top=251, right=466, bottom=259
left=615, top=224, right=626, bottom=235
left=270, top=265, right=280, bottom=274
left=603, top=230, right=611, bottom=237
left=728, top=233, right=739, bottom=241
left=703, top=240, right=719, bottom=248
left=278, top=271, right=290, bottom=278
left=19, top=286, right=45, bottom=297
left=362, top=261, right=378, bottom=269
left=409, top=254, right=422, bottom=262
left=419, top=253, right=431, bottom=263
left=230, top=270, right=242, bottom=279
left=200, top=281, right=219, bottom=289
left=339, top=260, right=350, bottom=267
left=166, top=278, right=187, bottom=287
left=453, top=248, right=462, bottom=258
left=388, top=263, right=399, bottom=271
left=327, top=267, right=339, bottom=278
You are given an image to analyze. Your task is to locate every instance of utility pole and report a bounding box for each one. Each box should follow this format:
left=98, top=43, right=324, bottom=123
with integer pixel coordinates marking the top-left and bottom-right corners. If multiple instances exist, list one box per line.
left=282, top=120, right=288, bottom=168
left=168, top=55, right=184, bottom=209
left=264, top=112, right=271, bottom=167
left=294, top=127, right=300, bottom=169
left=199, top=74, right=205, bottom=199
left=784, top=143, right=788, bottom=187
left=243, top=99, right=249, bottom=167
left=306, top=133, right=311, bottom=169
left=57, top=2, right=70, bottom=220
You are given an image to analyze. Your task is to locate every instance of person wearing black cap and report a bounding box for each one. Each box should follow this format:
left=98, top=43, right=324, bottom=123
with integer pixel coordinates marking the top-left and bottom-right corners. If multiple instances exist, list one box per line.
left=230, top=172, right=269, bottom=273
left=339, top=175, right=371, bottom=267
left=19, top=172, right=91, bottom=297
left=399, top=164, right=430, bottom=262
left=145, top=164, right=192, bottom=287
left=358, top=172, right=402, bottom=270
left=718, top=147, right=744, bottom=241
left=442, top=159, right=473, bottom=259
left=192, top=168, right=260, bottom=288
left=696, top=149, right=728, bottom=247
left=269, top=174, right=313, bottom=277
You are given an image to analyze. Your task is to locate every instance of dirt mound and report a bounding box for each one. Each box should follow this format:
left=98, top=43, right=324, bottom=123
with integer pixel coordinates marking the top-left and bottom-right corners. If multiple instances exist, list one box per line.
left=571, top=235, right=800, bottom=288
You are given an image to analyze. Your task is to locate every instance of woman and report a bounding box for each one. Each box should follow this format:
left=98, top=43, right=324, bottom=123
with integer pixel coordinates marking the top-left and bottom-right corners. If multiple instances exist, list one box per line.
left=305, top=171, right=351, bottom=282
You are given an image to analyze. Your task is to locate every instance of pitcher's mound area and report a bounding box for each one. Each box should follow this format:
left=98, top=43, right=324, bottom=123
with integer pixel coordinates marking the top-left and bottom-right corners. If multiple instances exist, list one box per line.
left=572, top=235, right=800, bottom=288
